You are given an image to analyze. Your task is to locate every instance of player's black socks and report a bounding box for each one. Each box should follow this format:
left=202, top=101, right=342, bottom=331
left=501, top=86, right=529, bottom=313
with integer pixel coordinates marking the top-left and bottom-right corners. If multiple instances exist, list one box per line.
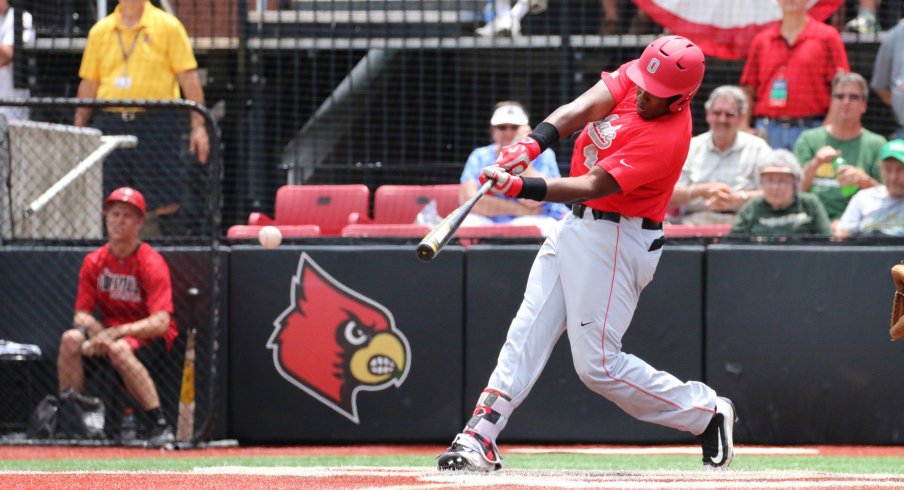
left=146, top=407, right=167, bottom=428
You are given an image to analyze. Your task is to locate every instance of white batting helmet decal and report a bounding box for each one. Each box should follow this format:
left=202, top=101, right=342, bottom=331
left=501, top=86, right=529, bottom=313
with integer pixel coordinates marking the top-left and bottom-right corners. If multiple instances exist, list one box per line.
left=646, top=58, right=661, bottom=74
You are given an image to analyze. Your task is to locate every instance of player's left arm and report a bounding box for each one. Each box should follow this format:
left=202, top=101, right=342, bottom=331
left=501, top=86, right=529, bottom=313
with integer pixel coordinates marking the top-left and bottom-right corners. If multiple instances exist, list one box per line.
left=543, top=165, right=621, bottom=203
left=482, top=164, right=620, bottom=203
left=120, top=251, right=176, bottom=340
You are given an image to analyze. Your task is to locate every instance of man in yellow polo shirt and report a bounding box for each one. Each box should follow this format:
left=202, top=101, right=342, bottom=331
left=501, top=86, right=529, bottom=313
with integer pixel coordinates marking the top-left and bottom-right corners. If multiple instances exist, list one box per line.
left=74, top=0, right=208, bottom=236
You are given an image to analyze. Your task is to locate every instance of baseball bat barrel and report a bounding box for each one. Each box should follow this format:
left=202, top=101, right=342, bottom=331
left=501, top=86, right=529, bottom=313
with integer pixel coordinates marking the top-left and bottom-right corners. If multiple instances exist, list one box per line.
left=416, top=179, right=494, bottom=262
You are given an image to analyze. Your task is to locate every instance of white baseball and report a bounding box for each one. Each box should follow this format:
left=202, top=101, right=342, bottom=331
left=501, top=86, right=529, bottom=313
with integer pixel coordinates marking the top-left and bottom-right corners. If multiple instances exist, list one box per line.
left=258, top=225, right=282, bottom=249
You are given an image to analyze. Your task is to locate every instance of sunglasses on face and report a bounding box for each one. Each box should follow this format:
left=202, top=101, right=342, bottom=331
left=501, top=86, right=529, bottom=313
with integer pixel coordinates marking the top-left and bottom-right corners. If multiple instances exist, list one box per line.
left=832, top=93, right=864, bottom=101
left=493, top=124, right=520, bottom=131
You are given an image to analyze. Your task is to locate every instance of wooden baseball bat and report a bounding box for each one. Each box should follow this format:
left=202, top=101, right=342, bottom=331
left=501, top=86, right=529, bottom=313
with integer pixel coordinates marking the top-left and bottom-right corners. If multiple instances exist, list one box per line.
left=416, top=179, right=493, bottom=262
left=176, top=326, right=196, bottom=441
left=176, top=288, right=199, bottom=442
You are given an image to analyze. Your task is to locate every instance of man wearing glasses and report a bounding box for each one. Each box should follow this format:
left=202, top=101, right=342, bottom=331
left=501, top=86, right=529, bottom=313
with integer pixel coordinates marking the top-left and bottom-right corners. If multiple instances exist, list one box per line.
left=794, top=72, right=885, bottom=222
left=669, top=85, right=774, bottom=225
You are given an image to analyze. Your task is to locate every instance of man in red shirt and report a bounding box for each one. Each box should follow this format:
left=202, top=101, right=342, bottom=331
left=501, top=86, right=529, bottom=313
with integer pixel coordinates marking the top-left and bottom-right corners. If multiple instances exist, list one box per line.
left=57, top=187, right=178, bottom=446
left=740, top=0, right=849, bottom=150
left=437, top=36, right=737, bottom=473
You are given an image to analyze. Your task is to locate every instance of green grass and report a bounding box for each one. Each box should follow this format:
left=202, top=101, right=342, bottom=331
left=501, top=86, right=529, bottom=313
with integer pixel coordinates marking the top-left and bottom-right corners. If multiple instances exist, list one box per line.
left=2, top=453, right=904, bottom=474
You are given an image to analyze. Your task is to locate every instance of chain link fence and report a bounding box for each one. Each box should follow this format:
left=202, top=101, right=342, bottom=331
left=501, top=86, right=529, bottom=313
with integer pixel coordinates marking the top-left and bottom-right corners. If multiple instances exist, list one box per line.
left=0, top=99, right=223, bottom=447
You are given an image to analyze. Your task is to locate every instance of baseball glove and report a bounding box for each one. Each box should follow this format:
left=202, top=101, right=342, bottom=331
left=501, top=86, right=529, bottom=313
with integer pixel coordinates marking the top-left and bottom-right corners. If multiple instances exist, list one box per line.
left=891, top=264, right=904, bottom=341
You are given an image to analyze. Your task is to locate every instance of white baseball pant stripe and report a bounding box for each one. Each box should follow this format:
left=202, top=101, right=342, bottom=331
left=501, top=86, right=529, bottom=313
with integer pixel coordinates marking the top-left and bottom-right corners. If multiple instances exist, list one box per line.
left=487, top=211, right=716, bottom=436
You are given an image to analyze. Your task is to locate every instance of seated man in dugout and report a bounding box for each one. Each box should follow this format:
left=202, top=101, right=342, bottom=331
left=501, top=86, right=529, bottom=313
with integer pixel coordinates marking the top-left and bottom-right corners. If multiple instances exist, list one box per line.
left=57, top=187, right=179, bottom=446
left=730, top=149, right=831, bottom=236
left=669, top=85, right=774, bottom=225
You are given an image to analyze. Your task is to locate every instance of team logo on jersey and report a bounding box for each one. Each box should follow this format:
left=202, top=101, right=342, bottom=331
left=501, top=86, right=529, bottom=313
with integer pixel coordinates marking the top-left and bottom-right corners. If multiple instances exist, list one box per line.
left=588, top=114, right=622, bottom=150
left=267, top=253, right=411, bottom=424
left=97, top=267, right=141, bottom=302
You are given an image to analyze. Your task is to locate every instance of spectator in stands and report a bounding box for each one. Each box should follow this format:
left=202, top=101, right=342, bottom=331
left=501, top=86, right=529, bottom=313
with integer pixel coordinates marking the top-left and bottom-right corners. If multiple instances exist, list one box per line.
left=0, top=0, right=34, bottom=121
left=460, top=101, right=566, bottom=236
left=845, top=0, right=881, bottom=33
left=794, top=72, right=884, bottom=221
left=871, top=16, right=904, bottom=139
left=476, top=0, right=547, bottom=37
left=835, top=139, right=904, bottom=237
left=669, top=86, right=774, bottom=225
left=73, top=0, right=209, bottom=236
left=57, top=187, right=178, bottom=447
left=740, top=0, right=850, bottom=150
left=599, top=0, right=659, bottom=35
left=731, top=149, right=831, bottom=236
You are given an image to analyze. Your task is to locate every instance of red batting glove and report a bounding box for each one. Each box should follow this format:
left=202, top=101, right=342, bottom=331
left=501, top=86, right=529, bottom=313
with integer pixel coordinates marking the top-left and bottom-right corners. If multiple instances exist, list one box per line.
left=495, top=136, right=541, bottom=175
left=479, top=165, right=523, bottom=197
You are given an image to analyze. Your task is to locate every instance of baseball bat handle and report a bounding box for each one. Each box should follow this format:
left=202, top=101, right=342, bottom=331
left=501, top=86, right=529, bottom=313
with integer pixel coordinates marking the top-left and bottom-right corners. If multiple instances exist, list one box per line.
left=416, top=179, right=494, bottom=262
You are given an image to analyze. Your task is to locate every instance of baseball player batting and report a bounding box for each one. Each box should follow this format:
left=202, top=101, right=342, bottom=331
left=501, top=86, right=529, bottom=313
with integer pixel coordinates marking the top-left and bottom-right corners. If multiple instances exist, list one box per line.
left=437, top=36, right=737, bottom=472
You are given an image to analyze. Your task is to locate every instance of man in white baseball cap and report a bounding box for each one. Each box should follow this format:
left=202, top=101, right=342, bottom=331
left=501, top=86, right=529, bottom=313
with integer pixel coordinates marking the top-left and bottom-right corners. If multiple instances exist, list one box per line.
left=490, top=103, right=529, bottom=127
left=458, top=101, right=566, bottom=236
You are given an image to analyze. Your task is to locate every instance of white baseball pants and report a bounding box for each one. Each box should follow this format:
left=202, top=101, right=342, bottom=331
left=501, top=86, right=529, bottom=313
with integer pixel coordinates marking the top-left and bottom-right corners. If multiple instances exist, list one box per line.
left=486, top=210, right=717, bottom=436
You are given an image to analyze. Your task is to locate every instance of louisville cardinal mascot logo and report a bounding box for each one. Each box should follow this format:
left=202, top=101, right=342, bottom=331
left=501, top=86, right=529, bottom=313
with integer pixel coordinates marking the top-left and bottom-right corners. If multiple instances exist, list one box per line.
left=267, top=253, right=411, bottom=423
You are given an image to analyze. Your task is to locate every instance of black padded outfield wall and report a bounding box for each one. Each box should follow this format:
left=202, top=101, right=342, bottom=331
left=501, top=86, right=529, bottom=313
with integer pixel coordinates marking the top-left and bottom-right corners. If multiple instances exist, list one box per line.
left=464, top=245, right=705, bottom=443
left=706, top=245, right=904, bottom=445
left=228, top=246, right=465, bottom=443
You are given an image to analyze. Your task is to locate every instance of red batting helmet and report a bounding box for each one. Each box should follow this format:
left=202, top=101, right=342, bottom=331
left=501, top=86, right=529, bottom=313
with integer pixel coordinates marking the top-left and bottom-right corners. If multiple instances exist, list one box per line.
left=626, top=35, right=705, bottom=113
left=103, top=187, right=147, bottom=216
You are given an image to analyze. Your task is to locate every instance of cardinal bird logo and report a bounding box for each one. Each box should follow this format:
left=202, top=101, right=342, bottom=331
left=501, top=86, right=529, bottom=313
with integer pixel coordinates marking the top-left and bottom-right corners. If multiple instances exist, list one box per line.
left=267, top=253, right=411, bottom=423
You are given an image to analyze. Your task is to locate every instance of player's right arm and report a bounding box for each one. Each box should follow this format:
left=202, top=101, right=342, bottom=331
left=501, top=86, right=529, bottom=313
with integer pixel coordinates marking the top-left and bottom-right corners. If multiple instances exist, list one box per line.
left=73, top=254, right=102, bottom=337
left=544, top=79, right=617, bottom=138
left=495, top=80, right=617, bottom=175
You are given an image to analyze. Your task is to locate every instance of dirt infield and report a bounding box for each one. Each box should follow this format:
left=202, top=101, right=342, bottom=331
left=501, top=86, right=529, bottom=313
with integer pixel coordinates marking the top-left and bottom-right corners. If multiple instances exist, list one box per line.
left=4, top=467, right=904, bottom=490
left=2, top=443, right=904, bottom=460
left=3, top=445, right=904, bottom=489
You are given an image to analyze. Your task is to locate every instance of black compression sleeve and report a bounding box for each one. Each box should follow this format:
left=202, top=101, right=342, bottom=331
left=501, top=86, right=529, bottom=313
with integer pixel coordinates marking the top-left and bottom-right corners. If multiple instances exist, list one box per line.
left=528, top=122, right=560, bottom=152
left=517, top=177, right=548, bottom=201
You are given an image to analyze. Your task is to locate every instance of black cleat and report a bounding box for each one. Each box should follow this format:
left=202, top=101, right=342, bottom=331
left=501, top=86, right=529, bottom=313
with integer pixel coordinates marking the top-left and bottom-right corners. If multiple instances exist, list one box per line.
left=697, top=396, right=737, bottom=470
left=147, top=424, right=175, bottom=448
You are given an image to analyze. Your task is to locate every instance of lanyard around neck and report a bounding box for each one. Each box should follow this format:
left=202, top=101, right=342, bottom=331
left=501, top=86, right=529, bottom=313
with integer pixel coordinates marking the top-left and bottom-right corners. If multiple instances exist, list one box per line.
left=116, top=27, right=144, bottom=67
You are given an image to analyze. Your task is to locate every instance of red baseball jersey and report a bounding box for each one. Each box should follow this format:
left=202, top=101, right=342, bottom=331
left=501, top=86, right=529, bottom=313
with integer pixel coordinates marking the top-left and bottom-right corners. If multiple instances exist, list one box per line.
left=569, top=60, right=693, bottom=221
left=75, top=242, right=178, bottom=350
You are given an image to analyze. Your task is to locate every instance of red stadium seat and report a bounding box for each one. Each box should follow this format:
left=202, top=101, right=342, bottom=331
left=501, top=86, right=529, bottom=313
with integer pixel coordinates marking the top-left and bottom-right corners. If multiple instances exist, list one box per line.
left=340, top=223, right=431, bottom=238
left=226, top=224, right=321, bottom=239
left=352, top=184, right=461, bottom=225
left=234, top=184, right=370, bottom=237
left=663, top=224, right=732, bottom=238
left=274, top=184, right=370, bottom=235
left=456, top=224, right=543, bottom=238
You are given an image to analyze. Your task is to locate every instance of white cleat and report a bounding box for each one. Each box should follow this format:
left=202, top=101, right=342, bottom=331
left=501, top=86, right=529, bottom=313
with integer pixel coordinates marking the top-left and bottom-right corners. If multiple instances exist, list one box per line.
left=436, top=431, right=503, bottom=472
left=697, top=396, right=737, bottom=471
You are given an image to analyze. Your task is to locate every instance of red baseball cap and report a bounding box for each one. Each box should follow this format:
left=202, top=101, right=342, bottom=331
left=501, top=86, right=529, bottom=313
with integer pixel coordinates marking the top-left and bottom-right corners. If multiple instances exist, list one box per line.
left=103, top=187, right=147, bottom=216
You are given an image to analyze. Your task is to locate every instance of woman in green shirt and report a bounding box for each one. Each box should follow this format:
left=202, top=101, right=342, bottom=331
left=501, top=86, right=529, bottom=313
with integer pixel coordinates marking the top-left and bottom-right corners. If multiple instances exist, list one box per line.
left=731, top=149, right=832, bottom=236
